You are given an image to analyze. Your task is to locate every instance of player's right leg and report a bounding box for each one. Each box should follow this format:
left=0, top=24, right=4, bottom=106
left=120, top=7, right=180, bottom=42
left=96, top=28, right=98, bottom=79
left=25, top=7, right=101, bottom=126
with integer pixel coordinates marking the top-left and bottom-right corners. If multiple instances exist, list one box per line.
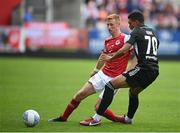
left=83, top=75, right=129, bottom=125
left=98, top=90, right=123, bottom=122
left=48, top=82, right=96, bottom=122
left=96, top=75, right=129, bottom=115
left=80, top=88, right=125, bottom=126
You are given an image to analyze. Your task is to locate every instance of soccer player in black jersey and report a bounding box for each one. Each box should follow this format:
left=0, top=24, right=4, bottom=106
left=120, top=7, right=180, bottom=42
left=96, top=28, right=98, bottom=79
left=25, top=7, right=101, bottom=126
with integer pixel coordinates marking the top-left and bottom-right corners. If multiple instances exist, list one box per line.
left=83, top=11, right=159, bottom=126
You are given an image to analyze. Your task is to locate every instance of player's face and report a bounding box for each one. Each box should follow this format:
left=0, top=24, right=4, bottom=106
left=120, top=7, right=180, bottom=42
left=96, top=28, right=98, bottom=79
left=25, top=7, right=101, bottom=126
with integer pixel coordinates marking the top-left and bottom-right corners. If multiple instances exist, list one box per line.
left=106, top=19, right=120, bottom=35
left=128, top=19, right=136, bottom=30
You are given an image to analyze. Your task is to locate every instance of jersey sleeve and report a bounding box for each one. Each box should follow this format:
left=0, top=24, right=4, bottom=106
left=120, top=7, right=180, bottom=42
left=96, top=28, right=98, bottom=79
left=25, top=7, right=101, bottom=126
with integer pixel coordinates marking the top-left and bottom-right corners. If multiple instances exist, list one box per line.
left=124, top=34, right=130, bottom=43
left=126, top=28, right=139, bottom=45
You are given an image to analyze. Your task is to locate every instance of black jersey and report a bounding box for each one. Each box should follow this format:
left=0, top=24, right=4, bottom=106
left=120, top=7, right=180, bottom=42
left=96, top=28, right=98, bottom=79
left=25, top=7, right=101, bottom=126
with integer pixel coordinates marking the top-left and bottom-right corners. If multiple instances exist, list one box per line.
left=127, top=25, right=159, bottom=71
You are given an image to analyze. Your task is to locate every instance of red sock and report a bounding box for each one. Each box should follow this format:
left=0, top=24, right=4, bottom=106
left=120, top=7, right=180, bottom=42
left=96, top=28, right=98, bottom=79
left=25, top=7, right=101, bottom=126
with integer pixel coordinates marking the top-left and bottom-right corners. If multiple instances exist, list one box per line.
left=60, top=99, right=80, bottom=120
left=103, top=109, right=117, bottom=122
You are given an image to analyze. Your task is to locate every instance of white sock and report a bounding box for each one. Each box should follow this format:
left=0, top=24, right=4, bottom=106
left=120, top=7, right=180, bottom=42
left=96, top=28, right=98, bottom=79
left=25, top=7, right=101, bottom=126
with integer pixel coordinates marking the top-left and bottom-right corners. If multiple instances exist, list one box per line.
left=125, top=115, right=132, bottom=123
left=92, top=113, right=102, bottom=121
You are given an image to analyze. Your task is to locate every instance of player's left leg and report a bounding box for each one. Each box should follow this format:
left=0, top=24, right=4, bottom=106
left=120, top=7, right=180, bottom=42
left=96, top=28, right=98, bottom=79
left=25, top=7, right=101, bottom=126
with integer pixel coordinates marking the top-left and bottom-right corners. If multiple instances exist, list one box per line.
left=48, top=82, right=96, bottom=122
left=127, top=87, right=143, bottom=119
left=116, top=87, right=144, bottom=124
left=94, top=89, right=123, bottom=122
left=95, top=98, right=118, bottom=122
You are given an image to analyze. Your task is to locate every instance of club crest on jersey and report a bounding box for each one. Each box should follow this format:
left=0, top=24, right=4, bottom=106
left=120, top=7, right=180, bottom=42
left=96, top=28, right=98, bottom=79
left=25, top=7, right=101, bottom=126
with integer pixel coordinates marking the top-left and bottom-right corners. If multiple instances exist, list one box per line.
left=115, top=40, right=120, bottom=45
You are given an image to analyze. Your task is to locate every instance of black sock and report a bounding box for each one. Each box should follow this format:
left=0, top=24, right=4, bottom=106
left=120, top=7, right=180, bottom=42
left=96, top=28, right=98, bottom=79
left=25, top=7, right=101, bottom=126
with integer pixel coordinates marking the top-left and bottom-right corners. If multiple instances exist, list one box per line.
left=97, top=82, right=115, bottom=115
left=127, top=94, right=139, bottom=119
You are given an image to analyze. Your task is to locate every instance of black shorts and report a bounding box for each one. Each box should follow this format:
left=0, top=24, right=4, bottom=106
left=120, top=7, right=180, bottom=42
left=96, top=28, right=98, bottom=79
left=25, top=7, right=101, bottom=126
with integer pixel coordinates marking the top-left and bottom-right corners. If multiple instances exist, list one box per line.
left=122, top=66, right=159, bottom=89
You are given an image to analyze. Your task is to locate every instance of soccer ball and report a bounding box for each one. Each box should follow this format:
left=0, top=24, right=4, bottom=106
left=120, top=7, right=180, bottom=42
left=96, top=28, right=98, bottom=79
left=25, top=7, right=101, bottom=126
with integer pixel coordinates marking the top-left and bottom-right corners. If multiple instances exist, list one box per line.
left=23, top=109, right=40, bottom=127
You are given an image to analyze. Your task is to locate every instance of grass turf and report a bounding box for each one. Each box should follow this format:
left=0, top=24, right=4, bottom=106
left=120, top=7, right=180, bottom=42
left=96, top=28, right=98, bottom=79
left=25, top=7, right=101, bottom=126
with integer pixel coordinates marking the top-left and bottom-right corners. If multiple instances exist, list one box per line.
left=0, top=57, right=180, bottom=132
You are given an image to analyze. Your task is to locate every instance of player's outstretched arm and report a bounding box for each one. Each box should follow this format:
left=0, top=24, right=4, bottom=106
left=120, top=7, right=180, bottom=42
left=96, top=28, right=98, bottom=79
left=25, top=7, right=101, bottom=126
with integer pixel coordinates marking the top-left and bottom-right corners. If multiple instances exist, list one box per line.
left=90, top=52, right=106, bottom=77
left=101, top=43, right=132, bottom=62
left=110, top=43, right=132, bottom=60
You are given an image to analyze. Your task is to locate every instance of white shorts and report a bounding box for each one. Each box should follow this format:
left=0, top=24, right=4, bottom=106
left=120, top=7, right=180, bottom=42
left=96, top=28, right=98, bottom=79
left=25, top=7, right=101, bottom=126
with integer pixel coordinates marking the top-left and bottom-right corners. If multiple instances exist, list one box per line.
left=88, top=70, right=118, bottom=99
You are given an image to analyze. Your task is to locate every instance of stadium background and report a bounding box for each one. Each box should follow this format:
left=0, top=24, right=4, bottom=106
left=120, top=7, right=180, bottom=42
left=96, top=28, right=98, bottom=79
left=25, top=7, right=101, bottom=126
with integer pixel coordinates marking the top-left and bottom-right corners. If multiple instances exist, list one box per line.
left=0, top=0, right=180, bottom=58
left=1, top=0, right=180, bottom=132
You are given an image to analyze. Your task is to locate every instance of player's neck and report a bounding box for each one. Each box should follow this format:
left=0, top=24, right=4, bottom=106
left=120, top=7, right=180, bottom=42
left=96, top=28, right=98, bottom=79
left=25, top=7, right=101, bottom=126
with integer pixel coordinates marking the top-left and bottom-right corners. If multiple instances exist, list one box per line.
left=112, top=30, right=121, bottom=38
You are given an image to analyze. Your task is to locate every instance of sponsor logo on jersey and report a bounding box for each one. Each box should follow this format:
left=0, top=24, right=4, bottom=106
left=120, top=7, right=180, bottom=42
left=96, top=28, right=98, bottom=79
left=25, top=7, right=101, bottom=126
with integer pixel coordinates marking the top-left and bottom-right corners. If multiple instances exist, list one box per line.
left=115, top=40, right=120, bottom=45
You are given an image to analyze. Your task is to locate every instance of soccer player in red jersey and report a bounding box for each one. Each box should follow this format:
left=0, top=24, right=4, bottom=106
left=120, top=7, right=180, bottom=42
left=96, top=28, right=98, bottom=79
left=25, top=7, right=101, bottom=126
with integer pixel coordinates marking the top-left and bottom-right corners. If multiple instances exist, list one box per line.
left=48, top=14, right=137, bottom=124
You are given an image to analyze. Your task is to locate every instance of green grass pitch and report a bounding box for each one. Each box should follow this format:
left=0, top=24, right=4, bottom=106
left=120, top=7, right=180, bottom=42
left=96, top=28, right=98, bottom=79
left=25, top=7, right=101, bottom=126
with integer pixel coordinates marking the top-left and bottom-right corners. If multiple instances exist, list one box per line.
left=0, top=57, right=180, bottom=132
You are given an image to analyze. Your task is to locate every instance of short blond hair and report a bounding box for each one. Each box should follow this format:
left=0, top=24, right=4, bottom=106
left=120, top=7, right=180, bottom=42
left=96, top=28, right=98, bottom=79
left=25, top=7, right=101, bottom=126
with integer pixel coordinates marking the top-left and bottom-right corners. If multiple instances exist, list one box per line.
left=106, top=14, right=120, bottom=23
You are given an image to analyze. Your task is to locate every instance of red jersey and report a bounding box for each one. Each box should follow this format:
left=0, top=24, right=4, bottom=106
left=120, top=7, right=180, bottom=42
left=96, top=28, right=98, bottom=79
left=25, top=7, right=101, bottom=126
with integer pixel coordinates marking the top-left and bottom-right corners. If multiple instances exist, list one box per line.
left=102, top=33, right=131, bottom=77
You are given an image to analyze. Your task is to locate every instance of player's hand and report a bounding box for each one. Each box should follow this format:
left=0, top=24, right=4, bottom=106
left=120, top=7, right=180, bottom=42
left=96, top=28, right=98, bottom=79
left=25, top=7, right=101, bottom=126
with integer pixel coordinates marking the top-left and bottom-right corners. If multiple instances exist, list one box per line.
left=100, top=53, right=112, bottom=62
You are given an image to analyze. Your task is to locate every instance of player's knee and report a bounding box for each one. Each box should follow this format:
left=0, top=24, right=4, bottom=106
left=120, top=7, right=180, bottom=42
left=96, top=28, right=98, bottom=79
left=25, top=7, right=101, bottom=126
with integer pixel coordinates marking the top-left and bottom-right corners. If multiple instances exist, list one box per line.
left=73, top=92, right=83, bottom=101
left=130, top=87, right=143, bottom=97
left=129, top=88, right=138, bottom=97
left=74, top=91, right=87, bottom=101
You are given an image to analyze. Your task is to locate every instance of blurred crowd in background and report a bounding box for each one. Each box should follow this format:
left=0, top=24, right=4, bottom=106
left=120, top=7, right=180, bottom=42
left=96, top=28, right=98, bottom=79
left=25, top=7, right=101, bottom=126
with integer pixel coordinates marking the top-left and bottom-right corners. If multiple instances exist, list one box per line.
left=0, top=0, right=180, bottom=55
left=82, top=0, right=180, bottom=31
